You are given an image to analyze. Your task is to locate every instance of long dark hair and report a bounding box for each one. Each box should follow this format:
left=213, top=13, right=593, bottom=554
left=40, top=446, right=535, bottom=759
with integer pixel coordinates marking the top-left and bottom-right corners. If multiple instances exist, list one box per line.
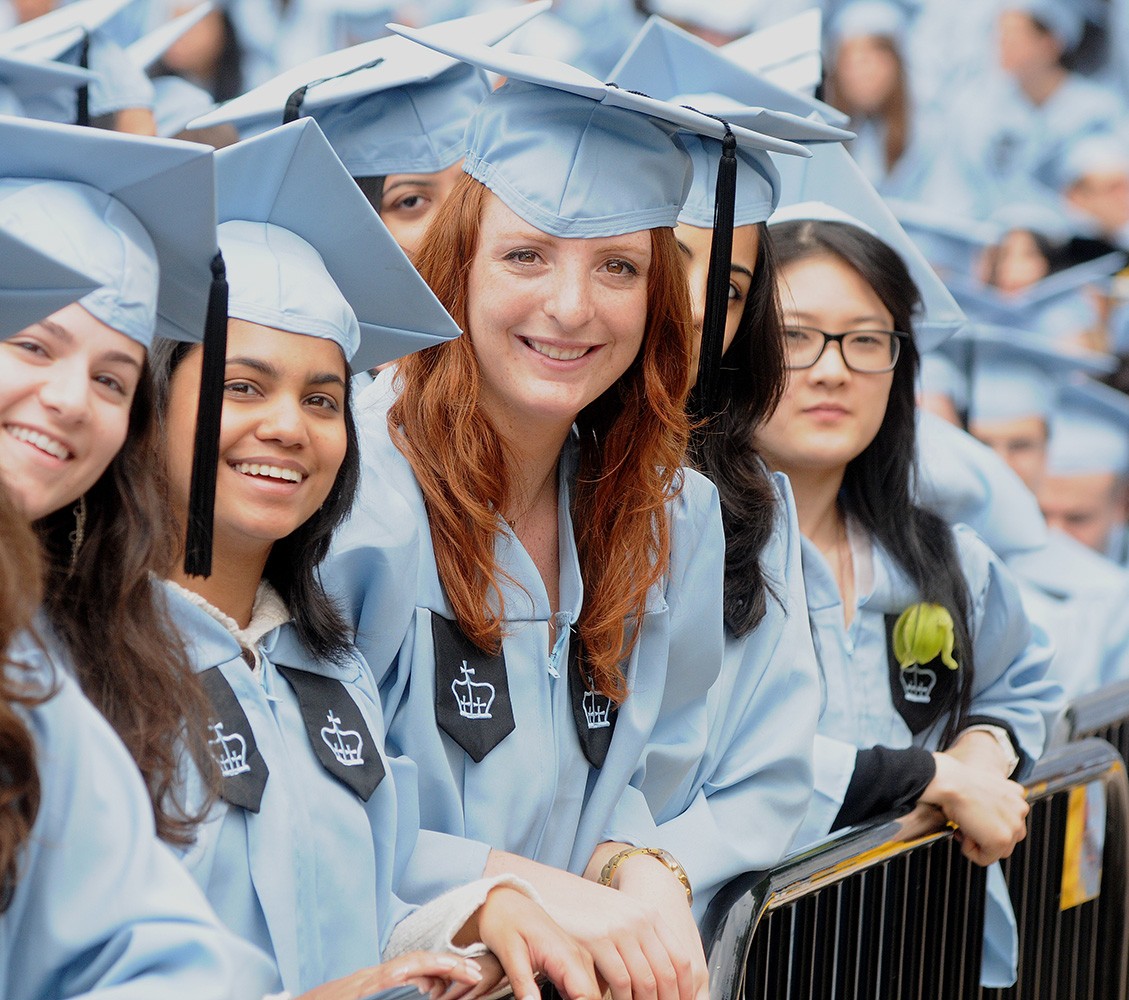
left=0, top=486, right=48, bottom=911
left=771, top=219, right=976, bottom=745
left=691, top=223, right=789, bottom=636
left=35, top=361, right=218, bottom=846
left=149, top=337, right=361, bottom=665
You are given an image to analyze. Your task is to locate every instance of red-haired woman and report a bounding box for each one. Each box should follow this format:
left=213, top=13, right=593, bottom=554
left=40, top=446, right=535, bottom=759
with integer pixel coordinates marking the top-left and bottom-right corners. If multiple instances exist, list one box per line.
left=322, top=37, right=797, bottom=1000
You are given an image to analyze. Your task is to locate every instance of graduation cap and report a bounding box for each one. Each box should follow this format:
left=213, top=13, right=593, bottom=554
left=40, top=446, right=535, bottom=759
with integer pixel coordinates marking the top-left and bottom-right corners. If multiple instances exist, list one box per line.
left=215, top=117, right=461, bottom=373
left=643, top=0, right=763, bottom=36
left=886, top=197, right=998, bottom=282
left=189, top=4, right=548, bottom=177
left=828, top=0, right=912, bottom=45
left=768, top=141, right=967, bottom=352
left=721, top=9, right=828, bottom=97
left=0, top=227, right=100, bottom=340
left=610, top=16, right=850, bottom=227
left=127, top=1, right=213, bottom=72
left=946, top=250, right=1127, bottom=337
left=1002, top=0, right=1086, bottom=51
left=1047, top=378, right=1129, bottom=478
left=0, top=0, right=152, bottom=125
left=959, top=325, right=1115, bottom=424
left=389, top=17, right=835, bottom=417
left=0, top=49, right=94, bottom=116
left=0, top=114, right=225, bottom=576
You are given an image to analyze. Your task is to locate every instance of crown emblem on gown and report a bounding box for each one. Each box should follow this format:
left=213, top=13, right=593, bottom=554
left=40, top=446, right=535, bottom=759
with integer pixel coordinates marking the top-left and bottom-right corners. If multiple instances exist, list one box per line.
left=320, top=711, right=365, bottom=767
left=208, top=721, right=251, bottom=778
left=582, top=689, right=612, bottom=729
left=452, top=661, right=495, bottom=720
left=900, top=664, right=938, bottom=704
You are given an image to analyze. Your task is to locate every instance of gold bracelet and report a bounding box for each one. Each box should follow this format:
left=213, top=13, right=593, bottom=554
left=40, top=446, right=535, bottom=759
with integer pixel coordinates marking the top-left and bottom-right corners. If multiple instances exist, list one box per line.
left=597, top=846, right=693, bottom=906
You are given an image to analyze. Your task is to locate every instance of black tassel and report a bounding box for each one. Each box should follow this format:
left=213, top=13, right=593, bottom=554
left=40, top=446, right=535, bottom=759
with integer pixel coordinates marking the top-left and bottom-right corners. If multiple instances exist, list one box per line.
left=282, top=57, right=384, bottom=126
left=691, top=128, right=738, bottom=420
left=75, top=33, right=91, bottom=128
left=183, top=252, right=228, bottom=578
left=282, top=84, right=309, bottom=124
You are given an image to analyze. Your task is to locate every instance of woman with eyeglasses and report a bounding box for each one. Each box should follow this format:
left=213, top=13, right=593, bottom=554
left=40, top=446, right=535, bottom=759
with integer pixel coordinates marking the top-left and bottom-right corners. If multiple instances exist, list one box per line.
left=759, top=214, right=1058, bottom=885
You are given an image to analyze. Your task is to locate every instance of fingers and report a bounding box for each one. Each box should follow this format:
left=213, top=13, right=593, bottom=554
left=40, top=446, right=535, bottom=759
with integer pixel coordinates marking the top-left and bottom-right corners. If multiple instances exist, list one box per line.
left=588, top=939, right=635, bottom=1000
left=649, top=915, right=699, bottom=1000
left=389, top=952, right=485, bottom=987
left=537, top=941, right=600, bottom=1000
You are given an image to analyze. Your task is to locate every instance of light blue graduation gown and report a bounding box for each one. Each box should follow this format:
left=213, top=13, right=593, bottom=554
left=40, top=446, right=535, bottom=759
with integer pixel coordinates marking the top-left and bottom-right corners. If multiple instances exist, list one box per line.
left=636, top=472, right=819, bottom=921
left=796, top=523, right=1059, bottom=987
left=162, top=584, right=419, bottom=996
left=950, top=70, right=1125, bottom=215
left=1, top=635, right=276, bottom=1000
left=1007, top=530, right=1129, bottom=703
left=327, top=372, right=726, bottom=895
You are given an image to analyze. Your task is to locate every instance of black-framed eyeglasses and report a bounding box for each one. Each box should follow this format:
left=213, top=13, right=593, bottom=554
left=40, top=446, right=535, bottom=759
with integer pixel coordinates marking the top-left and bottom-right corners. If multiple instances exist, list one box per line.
left=783, top=326, right=909, bottom=374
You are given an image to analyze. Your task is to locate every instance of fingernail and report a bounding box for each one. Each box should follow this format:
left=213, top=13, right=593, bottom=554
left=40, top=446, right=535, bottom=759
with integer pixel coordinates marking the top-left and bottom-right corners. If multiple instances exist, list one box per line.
left=465, top=959, right=482, bottom=973
left=465, top=966, right=484, bottom=982
left=436, top=957, right=459, bottom=969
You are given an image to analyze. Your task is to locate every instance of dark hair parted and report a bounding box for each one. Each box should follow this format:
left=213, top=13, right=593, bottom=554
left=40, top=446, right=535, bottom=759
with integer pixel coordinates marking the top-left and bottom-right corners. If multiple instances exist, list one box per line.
left=770, top=219, right=976, bottom=746
left=148, top=336, right=361, bottom=666
left=690, top=223, right=789, bottom=636
left=0, top=487, right=49, bottom=911
left=34, top=360, right=217, bottom=846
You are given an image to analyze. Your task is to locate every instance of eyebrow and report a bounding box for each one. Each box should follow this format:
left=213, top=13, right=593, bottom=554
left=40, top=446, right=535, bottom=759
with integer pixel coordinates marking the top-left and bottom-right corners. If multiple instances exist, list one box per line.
left=101, top=351, right=143, bottom=370
left=226, top=356, right=346, bottom=389
left=788, top=310, right=891, bottom=325
left=384, top=178, right=437, bottom=193
left=36, top=318, right=74, bottom=345
left=731, top=264, right=754, bottom=281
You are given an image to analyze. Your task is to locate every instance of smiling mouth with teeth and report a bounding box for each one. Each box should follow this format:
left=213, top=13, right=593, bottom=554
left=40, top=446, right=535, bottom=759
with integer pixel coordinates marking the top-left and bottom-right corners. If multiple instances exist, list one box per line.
left=6, top=425, right=71, bottom=461
left=522, top=338, right=592, bottom=362
left=231, top=462, right=305, bottom=484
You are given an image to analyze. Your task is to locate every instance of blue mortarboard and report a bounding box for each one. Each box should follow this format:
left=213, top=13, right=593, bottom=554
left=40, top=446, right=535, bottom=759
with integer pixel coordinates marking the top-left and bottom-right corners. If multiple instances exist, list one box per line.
left=127, top=1, right=213, bottom=72
left=189, top=4, right=548, bottom=177
left=389, top=16, right=833, bottom=415
left=0, top=0, right=136, bottom=53
left=768, top=142, right=967, bottom=352
left=0, top=114, right=226, bottom=575
left=644, top=0, right=763, bottom=36
left=0, top=0, right=152, bottom=124
left=216, top=118, right=460, bottom=373
left=0, top=50, right=94, bottom=115
left=610, top=16, right=851, bottom=228
left=1047, top=379, right=1129, bottom=477
left=1003, top=0, right=1085, bottom=51
left=721, top=9, right=827, bottom=97
left=0, top=113, right=217, bottom=347
left=989, top=200, right=1076, bottom=246
left=0, top=227, right=100, bottom=340
left=1057, top=132, right=1129, bottom=189
left=919, top=348, right=970, bottom=412
left=947, top=251, right=1127, bottom=337
left=829, top=0, right=911, bottom=45
left=886, top=197, right=997, bottom=282
left=961, top=325, right=1115, bottom=424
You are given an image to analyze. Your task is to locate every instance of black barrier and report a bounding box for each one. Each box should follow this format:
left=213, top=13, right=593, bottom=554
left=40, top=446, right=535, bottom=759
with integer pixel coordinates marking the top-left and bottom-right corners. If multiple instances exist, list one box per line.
left=701, top=739, right=1129, bottom=1000
left=1064, top=678, right=1129, bottom=764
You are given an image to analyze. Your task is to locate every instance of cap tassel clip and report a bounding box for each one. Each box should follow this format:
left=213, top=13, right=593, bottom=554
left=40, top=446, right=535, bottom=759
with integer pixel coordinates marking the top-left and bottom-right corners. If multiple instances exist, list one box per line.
left=692, top=127, right=737, bottom=419
left=184, top=251, right=228, bottom=578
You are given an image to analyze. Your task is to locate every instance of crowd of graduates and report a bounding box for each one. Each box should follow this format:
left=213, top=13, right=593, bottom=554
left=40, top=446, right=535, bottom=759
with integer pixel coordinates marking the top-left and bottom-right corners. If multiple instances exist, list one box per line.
left=0, top=0, right=1127, bottom=998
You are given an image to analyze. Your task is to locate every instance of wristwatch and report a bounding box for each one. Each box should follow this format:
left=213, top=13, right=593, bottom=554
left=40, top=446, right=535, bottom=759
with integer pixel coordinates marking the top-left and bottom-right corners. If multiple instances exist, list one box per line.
left=961, top=724, right=1020, bottom=777
left=598, top=846, right=693, bottom=906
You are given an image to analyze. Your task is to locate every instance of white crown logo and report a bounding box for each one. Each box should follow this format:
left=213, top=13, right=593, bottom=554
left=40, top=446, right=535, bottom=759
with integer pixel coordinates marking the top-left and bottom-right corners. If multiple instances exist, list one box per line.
left=320, top=711, right=365, bottom=767
left=901, top=665, right=937, bottom=705
left=452, top=661, right=495, bottom=720
left=209, top=722, right=250, bottom=778
left=582, top=690, right=612, bottom=730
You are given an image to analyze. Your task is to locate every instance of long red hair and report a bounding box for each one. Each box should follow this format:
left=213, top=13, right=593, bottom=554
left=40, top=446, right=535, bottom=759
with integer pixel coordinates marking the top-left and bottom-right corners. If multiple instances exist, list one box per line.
left=391, top=174, right=694, bottom=701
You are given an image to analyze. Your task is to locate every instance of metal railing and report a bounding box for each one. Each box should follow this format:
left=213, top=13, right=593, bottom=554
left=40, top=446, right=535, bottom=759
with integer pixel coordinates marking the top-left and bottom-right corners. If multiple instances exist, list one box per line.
left=701, top=739, right=1129, bottom=1000
left=1063, top=679, right=1129, bottom=765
